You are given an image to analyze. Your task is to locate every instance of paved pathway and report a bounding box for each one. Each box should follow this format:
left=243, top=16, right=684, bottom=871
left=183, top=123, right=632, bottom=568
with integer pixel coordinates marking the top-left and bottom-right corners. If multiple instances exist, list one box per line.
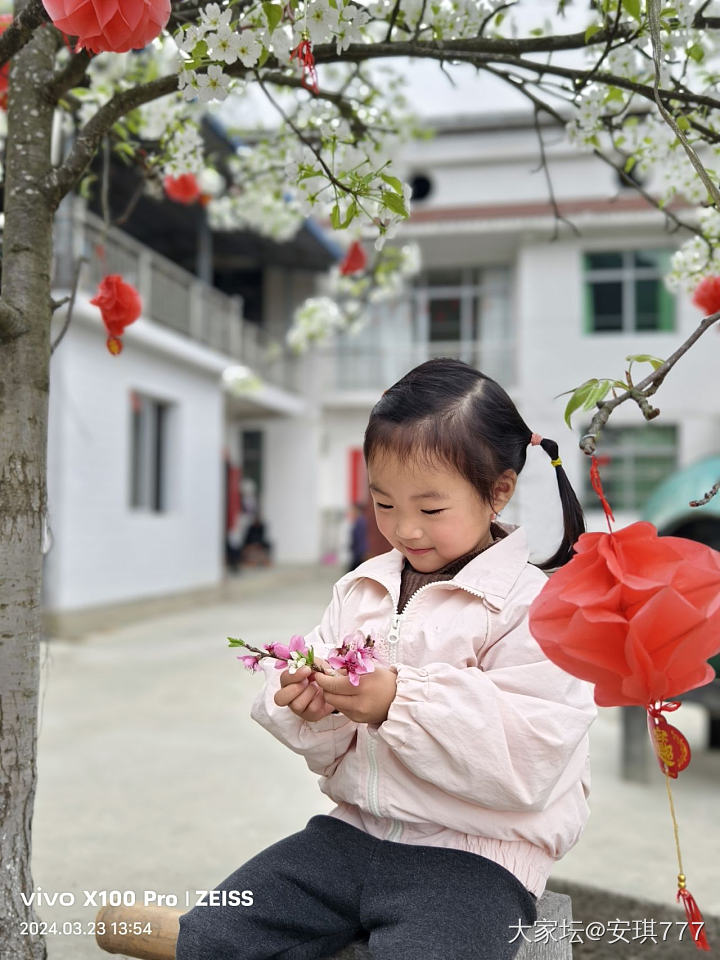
left=31, top=565, right=720, bottom=959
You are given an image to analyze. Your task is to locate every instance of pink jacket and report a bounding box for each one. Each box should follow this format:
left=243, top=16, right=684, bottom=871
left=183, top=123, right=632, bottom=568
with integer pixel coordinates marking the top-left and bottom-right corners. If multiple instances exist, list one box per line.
left=251, top=523, right=596, bottom=896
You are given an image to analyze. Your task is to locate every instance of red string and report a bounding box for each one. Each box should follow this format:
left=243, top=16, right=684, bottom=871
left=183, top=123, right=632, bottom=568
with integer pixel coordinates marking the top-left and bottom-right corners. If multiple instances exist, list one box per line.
left=590, top=455, right=615, bottom=531
left=290, top=38, right=319, bottom=94
left=647, top=700, right=682, bottom=719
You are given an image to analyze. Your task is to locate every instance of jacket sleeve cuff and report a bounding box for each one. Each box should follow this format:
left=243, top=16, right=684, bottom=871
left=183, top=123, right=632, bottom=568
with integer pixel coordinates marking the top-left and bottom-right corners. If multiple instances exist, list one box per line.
left=377, top=664, right=430, bottom=748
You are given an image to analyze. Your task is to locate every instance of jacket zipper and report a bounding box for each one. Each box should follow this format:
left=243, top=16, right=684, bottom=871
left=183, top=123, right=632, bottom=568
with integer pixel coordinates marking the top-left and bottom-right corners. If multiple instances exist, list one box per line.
left=366, top=580, right=499, bottom=840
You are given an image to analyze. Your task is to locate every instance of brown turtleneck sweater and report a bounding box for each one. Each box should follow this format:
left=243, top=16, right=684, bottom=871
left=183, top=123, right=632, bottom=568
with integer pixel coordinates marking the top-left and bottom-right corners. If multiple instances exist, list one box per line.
left=397, top=521, right=507, bottom=614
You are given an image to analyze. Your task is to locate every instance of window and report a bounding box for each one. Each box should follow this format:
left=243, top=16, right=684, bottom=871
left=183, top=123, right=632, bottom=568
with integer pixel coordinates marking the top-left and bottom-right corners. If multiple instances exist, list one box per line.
left=130, top=392, right=172, bottom=512
left=582, top=424, right=678, bottom=512
left=414, top=266, right=515, bottom=383
left=583, top=250, right=675, bottom=333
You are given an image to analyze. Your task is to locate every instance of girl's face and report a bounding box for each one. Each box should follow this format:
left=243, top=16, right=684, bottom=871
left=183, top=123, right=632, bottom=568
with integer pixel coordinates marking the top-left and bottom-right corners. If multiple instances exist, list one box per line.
left=368, top=452, right=516, bottom=572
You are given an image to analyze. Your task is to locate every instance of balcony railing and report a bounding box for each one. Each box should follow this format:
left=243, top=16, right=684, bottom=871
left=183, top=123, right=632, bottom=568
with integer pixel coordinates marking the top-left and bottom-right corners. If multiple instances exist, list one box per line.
left=312, top=337, right=517, bottom=397
left=52, top=198, right=302, bottom=393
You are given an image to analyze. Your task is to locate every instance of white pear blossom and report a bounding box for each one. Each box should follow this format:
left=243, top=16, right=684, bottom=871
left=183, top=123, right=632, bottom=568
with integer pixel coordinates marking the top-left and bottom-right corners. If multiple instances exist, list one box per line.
left=206, top=25, right=246, bottom=65
left=270, top=26, right=294, bottom=63
left=200, top=3, right=232, bottom=33
left=235, top=30, right=263, bottom=68
left=196, top=64, right=232, bottom=102
left=335, top=4, right=370, bottom=54
left=306, top=1, right=341, bottom=43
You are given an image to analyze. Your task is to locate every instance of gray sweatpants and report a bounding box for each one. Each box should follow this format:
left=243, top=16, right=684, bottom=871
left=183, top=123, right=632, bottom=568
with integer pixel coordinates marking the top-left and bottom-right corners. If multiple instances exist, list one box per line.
left=176, top=814, right=537, bottom=960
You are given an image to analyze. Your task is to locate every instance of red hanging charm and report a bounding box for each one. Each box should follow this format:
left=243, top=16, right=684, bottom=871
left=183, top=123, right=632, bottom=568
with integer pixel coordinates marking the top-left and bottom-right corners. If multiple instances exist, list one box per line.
left=692, top=275, right=720, bottom=317
left=677, top=883, right=711, bottom=951
left=339, top=240, right=367, bottom=275
left=90, top=274, right=142, bottom=355
left=290, top=35, right=319, bottom=94
left=164, top=173, right=201, bottom=205
left=646, top=702, right=691, bottom=778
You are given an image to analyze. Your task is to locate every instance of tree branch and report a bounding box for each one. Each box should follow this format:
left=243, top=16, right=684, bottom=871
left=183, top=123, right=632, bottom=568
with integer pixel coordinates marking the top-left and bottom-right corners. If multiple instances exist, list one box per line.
left=45, top=74, right=179, bottom=206
left=579, top=311, right=720, bottom=455
left=46, top=50, right=93, bottom=102
left=50, top=256, right=86, bottom=355
left=647, top=0, right=720, bottom=207
left=0, top=0, right=48, bottom=71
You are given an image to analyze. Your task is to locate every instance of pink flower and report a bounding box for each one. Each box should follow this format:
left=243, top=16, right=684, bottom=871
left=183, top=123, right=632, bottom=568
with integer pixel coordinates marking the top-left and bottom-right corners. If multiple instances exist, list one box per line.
left=271, top=634, right=309, bottom=670
left=237, top=655, right=260, bottom=672
left=328, top=631, right=378, bottom=686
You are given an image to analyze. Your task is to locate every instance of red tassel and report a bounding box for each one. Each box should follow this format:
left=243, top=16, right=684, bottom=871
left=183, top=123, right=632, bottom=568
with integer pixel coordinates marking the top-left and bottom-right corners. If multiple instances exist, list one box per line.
left=677, top=883, right=710, bottom=951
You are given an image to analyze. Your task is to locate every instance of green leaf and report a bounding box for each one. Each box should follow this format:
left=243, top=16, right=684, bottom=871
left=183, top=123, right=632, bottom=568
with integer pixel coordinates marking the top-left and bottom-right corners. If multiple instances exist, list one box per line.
left=380, top=172, right=404, bottom=195
left=262, top=2, right=283, bottom=31
left=257, top=45, right=270, bottom=68
left=227, top=637, right=246, bottom=647
left=688, top=42, right=705, bottom=63
left=626, top=353, right=664, bottom=370
left=622, top=0, right=642, bottom=21
left=606, top=86, right=625, bottom=103
left=380, top=190, right=408, bottom=217
left=340, top=200, right=358, bottom=229
left=624, top=155, right=637, bottom=173
left=330, top=203, right=341, bottom=229
left=585, top=23, right=602, bottom=42
left=563, top=379, right=598, bottom=429
left=676, top=114, right=691, bottom=131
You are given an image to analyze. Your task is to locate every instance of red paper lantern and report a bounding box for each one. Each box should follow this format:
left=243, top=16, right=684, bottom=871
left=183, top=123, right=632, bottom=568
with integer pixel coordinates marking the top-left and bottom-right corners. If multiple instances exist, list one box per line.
left=692, top=275, right=720, bottom=316
left=528, top=520, right=720, bottom=708
left=90, top=274, right=142, bottom=354
left=339, top=240, right=368, bottom=276
left=164, top=173, right=201, bottom=205
left=0, top=15, right=13, bottom=110
left=42, top=0, right=170, bottom=53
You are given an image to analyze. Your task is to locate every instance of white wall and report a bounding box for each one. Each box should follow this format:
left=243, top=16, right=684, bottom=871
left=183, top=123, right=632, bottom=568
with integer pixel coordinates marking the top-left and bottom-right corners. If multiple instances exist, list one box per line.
left=45, top=307, right=225, bottom=611
left=260, top=415, right=323, bottom=562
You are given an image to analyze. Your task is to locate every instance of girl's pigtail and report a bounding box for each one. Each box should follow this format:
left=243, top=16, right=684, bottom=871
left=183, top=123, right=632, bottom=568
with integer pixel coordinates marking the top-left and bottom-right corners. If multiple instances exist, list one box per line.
left=537, top=437, right=585, bottom=571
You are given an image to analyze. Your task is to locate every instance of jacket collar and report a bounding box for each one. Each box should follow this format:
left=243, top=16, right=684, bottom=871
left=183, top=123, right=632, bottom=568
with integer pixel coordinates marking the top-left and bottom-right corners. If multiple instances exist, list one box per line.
left=345, top=522, right=530, bottom=611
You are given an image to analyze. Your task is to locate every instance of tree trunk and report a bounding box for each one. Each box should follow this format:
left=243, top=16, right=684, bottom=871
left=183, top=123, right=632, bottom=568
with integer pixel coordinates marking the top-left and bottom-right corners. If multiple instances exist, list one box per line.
left=0, top=8, right=58, bottom=958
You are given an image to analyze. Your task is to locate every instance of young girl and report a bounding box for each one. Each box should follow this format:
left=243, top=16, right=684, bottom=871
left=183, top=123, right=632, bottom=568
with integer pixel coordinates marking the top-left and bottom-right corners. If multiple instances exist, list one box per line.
left=176, top=358, right=596, bottom=960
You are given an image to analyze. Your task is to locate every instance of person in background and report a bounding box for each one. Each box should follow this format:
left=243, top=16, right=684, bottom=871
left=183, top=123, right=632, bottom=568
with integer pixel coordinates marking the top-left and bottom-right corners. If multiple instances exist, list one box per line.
left=241, top=514, right=273, bottom=567
left=348, top=501, right=368, bottom=571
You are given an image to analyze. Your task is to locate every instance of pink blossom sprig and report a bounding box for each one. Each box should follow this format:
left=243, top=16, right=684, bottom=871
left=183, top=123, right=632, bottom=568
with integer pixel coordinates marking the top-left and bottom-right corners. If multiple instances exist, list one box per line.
left=327, top=629, right=378, bottom=686
left=228, top=629, right=379, bottom=684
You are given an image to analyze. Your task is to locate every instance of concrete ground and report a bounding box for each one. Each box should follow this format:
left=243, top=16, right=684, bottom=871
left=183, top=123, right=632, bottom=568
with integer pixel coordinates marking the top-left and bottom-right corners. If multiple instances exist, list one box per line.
left=30, top=564, right=720, bottom=959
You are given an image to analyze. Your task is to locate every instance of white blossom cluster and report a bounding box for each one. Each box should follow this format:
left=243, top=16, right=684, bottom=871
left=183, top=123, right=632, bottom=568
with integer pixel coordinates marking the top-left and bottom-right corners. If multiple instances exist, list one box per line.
left=286, top=241, right=422, bottom=351
left=667, top=208, right=720, bottom=292
left=207, top=191, right=304, bottom=241
left=287, top=296, right=346, bottom=352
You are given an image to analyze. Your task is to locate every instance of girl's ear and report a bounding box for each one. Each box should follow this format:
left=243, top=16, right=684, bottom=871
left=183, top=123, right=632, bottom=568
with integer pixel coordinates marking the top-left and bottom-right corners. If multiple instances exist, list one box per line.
left=492, top=470, right=517, bottom=511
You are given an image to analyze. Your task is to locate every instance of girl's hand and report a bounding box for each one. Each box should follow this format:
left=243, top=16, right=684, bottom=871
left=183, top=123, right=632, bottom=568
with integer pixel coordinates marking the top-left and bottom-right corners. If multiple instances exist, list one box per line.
left=274, top=664, right=336, bottom=723
left=312, top=666, right=398, bottom=725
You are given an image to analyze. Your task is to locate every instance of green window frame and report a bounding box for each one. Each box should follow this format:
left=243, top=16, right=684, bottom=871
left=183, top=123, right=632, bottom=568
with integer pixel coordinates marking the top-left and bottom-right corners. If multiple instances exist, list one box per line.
left=583, top=250, right=675, bottom=333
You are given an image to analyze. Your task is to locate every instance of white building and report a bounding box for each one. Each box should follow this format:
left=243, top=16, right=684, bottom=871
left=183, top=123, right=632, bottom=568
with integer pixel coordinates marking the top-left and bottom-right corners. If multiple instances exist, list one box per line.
left=311, top=113, right=720, bottom=565
left=44, top=111, right=720, bottom=617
